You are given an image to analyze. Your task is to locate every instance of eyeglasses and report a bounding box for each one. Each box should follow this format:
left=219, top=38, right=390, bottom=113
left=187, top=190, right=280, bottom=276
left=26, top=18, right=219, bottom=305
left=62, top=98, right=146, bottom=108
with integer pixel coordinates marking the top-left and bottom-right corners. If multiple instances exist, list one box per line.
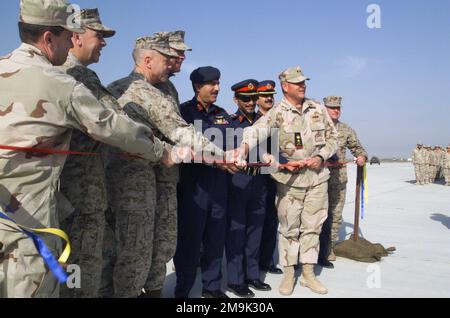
left=238, top=95, right=259, bottom=103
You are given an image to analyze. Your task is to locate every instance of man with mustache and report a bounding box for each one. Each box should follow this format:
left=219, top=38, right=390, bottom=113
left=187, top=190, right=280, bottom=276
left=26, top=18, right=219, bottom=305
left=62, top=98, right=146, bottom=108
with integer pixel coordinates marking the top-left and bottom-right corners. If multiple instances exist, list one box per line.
left=226, top=79, right=272, bottom=298
left=57, top=8, right=120, bottom=298
left=256, top=80, right=283, bottom=275
left=175, top=66, right=235, bottom=298
left=240, top=66, right=338, bottom=296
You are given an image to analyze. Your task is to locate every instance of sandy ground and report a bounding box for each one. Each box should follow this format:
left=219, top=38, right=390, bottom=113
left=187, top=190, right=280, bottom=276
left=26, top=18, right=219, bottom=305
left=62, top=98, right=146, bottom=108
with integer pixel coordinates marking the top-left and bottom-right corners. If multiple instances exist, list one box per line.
left=162, top=163, right=450, bottom=298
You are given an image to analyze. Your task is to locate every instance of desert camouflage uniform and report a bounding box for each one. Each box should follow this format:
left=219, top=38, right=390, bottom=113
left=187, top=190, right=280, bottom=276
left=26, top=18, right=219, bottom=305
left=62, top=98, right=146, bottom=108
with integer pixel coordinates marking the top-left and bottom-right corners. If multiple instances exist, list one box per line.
left=429, top=149, right=437, bottom=182
left=0, top=43, right=164, bottom=298
left=243, top=97, right=337, bottom=265
left=412, top=147, right=426, bottom=185
left=423, top=148, right=431, bottom=184
left=57, top=53, right=122, bottom=298
left=106, top=71, right=222, bottom=297
left=323, top=122, right=367, bottom=254
left=439, top=148, right=445, bottom=179
left=435, top=148, right=444, bottom=180
left=444, top=150, right=450, bottom=186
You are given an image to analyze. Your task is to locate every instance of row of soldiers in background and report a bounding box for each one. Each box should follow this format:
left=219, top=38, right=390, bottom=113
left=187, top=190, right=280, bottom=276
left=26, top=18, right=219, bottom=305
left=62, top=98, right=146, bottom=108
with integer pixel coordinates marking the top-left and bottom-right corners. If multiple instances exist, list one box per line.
left=412, top=144, right=450, bottom=186
left=0, top=0, right=367, bottom=299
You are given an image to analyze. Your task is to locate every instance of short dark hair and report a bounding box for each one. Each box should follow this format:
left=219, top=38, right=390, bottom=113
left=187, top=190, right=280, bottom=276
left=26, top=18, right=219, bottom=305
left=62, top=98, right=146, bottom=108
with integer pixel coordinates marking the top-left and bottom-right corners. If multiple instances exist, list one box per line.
left=18, top=22, right=65, bottom=44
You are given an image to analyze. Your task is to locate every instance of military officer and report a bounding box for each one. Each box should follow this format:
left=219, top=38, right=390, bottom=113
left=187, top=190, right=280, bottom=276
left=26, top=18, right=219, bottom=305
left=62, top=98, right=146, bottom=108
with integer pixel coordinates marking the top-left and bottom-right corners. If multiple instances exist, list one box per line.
left=141, top=31, right=192, bottom=298
left=412, top=144, right=425, bottom=185
left=240, top=66, right=338, bottom=296
left=174, top=66, right=234, bottom=298
left=58, top=8, right=119, bottom=298
left=444, top=145, right=450, bottom=186
left=106, top=34, right=228, bottom=297
left=256, top=80, right=283, bottom=275
left=0, top=0, right=168, bottom=298
left=225, top=79, right=271, bottom=298
left=318, top=96, right=368, bottom=268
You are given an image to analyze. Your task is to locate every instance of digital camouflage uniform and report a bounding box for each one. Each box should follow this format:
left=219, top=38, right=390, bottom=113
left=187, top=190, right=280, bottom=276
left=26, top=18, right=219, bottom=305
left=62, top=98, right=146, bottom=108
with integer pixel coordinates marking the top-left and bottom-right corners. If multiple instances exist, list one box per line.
left=322, top=120, right=367, bottom=256
left=145, top=79, right=180, bottom=295
left=243, top=95, right=337, bottom=266
left=105, top=35, right=221, bottom=297
left=56, top=8, right=119, bottom=298
left=58, top=50, right=122, bottom=297
left=0, top=42, right=164, bottom=298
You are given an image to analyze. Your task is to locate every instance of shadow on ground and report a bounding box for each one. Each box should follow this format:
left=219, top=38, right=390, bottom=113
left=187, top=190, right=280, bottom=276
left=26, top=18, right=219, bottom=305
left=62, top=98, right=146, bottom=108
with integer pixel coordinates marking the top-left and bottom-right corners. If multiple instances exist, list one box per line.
left=430, top=213, right=450, bottom=230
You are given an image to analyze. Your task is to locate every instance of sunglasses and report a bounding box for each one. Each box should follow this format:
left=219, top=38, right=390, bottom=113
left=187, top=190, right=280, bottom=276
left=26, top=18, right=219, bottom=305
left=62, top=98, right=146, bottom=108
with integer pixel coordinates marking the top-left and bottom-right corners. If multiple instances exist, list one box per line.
left=238, top=95, right=259, bottom=103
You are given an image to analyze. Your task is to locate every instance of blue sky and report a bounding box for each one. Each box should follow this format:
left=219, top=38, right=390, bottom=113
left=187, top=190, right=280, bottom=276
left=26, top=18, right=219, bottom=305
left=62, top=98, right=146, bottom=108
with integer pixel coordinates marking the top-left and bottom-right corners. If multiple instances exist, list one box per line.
left=1, top=0, right=450, bottom=158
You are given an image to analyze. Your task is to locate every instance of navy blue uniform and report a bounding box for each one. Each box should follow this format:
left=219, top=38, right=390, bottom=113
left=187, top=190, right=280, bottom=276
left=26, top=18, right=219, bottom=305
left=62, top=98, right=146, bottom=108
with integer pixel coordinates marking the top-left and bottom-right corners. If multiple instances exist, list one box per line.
left=257, top=110, right=280, bottom=270
left=226, top=111, right=267, bottom=285
left=174, top=98, right=232, bottom=297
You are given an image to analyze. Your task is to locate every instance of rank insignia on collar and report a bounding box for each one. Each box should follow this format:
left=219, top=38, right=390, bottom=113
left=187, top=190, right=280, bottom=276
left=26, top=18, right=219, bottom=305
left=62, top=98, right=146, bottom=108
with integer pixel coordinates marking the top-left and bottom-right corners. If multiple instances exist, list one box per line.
left=295, top=133, right=303, bottom=149
left=215, top=116, right=228, bottom=124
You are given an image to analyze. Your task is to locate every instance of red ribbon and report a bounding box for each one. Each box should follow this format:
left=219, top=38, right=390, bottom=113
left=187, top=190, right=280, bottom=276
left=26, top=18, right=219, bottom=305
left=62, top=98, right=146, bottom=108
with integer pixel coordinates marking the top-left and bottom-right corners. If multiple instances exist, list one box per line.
left=0, top=144, right=144, bottom=160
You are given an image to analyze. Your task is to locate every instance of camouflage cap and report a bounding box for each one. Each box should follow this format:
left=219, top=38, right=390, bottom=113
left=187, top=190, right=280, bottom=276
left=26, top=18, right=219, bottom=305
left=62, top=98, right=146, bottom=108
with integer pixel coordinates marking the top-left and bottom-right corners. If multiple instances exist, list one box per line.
left=169, top=31, right=192, bottom=51
left=135, top=33, right=179, bottom=58
left=323, top=96, right=343, bottom=107
left=72, top=8, right=116, bottom=38
left=279, top=66, right=310, bottom=84
left=19, top=0, right=84, bottom=33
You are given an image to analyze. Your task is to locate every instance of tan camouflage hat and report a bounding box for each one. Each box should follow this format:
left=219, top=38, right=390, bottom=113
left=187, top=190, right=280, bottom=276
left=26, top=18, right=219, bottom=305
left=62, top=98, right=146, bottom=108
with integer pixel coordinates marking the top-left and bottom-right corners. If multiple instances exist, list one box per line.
left=169, top=31, right=192, bottom=51
left=19, top=0, right=84, bottom=33
left=279, top=66, right=310, bottom=83
left=324, top=96, right=343, bottom=107
left=72, top=8, right=116, bottom=38
left=135, top=33, right=179, bottom=58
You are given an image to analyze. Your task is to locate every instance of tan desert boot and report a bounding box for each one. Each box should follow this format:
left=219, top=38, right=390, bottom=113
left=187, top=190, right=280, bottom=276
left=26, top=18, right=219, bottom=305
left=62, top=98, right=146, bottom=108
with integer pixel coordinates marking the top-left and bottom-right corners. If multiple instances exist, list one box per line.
left=299, top=264, right=328, bottom=294
left=328, top=248, right=336, bottom=261
left=278, top=265, right=295, bottom=296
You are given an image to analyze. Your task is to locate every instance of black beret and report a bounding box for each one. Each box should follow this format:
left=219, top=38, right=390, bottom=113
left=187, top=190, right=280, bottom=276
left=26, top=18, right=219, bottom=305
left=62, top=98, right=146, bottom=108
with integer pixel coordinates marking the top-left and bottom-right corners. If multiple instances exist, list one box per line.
left=190, top=66, right=221, bottom=84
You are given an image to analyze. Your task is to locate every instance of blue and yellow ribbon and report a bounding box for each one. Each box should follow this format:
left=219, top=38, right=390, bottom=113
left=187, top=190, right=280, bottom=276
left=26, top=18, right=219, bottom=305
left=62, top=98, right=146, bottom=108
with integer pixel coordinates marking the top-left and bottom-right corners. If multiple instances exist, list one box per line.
left=0, top=210, right=71, bottom=283
left=361, top=165, right=369, bottom=219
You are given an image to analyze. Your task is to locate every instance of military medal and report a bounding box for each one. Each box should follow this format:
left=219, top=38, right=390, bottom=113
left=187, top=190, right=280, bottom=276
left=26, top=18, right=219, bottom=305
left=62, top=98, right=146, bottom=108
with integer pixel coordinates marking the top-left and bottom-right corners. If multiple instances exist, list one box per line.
left=215, top=115, right=228, bottom=124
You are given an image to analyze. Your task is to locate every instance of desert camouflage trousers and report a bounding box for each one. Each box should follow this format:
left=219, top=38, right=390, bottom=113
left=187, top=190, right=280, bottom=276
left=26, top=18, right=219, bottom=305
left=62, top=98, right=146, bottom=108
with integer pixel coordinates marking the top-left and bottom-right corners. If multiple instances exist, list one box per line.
left=445, top=168, right=450, bottom=185
left=414, top=164, right=427, bottom=185
left=276, top=181, right=328, bottom=266
left=0, top=222, right=60, bottom=298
